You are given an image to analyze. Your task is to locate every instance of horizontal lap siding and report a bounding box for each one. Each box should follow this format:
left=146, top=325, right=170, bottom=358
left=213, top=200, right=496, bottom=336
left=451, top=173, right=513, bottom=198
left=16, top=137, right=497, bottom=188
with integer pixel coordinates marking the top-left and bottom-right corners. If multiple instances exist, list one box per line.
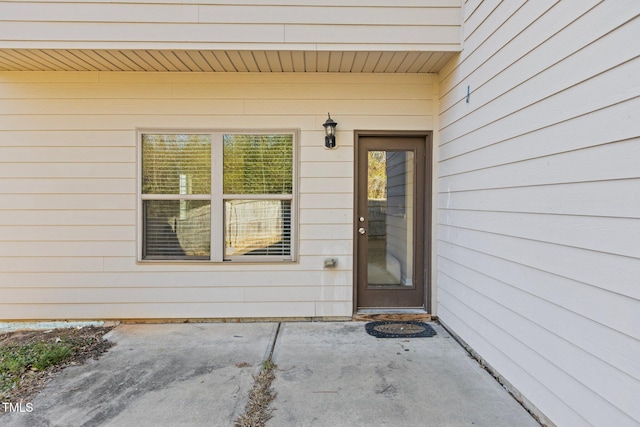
left=0, top=72, right=436, bottom=320
left=0, top=1, right=461, bottom=51
left=438, top=1, right=640, bottom=426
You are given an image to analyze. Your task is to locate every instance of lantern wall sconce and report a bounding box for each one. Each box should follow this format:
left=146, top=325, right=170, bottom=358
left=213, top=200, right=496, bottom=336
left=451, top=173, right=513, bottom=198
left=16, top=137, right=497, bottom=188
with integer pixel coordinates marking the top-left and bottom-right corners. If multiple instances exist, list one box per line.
left=322, top=113, right=338, bottom=149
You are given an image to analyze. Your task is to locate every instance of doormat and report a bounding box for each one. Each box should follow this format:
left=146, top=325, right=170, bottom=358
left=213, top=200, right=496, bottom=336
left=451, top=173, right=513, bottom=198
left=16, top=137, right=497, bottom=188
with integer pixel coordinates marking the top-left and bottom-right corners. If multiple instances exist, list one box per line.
left=365, top=321, right=437, bottom=338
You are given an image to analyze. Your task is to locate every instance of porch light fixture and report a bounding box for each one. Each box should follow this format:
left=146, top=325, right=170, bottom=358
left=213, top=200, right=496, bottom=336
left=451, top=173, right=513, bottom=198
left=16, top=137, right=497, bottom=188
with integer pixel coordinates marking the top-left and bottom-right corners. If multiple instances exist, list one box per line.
left=322, top=113, right=338, bottom=149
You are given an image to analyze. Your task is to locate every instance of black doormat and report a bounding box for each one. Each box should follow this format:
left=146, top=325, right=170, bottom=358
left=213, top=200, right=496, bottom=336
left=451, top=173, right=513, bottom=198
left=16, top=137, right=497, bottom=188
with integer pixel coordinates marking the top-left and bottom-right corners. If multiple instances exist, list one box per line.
left=365, top=321, right=437, bottom=338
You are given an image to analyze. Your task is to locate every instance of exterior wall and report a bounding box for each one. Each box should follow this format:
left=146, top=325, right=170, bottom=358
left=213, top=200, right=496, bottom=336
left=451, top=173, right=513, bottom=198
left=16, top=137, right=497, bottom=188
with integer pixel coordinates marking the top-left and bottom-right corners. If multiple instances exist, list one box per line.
left=0, top=72, right=437, bottom=320
left=0, top=0, right=461, bottom=51
left=437, top=1, right=640, bottom=426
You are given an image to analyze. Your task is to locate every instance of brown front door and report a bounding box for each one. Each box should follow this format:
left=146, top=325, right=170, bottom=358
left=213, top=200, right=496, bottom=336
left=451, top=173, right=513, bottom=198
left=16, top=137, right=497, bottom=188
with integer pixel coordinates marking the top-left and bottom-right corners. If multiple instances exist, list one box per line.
left=355, top=132, right=430, bottom=310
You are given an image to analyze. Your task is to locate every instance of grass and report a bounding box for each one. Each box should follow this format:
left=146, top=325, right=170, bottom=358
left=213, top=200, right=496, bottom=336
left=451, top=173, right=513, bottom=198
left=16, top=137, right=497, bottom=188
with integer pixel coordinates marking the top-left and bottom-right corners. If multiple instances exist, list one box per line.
left=0, top=341, right=74, bottom=395
left=0, top=326, right=114, bottom=409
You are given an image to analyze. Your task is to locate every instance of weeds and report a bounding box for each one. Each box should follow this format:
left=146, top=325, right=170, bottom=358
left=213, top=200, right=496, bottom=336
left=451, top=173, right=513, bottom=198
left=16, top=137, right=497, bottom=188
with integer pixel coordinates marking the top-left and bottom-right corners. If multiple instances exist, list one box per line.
left=235, top=356, right=277, bottom=427
left=0, top=326, right=114, bottom=409
left=0, top=342, right=73, bottom=394
left=262, top=358, right=275, bottom=371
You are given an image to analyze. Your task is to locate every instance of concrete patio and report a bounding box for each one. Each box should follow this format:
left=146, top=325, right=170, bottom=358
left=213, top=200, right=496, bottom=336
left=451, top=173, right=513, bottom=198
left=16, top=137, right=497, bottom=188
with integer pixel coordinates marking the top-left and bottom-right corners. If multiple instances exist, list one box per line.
left=2, top=322, right=540, bottom=427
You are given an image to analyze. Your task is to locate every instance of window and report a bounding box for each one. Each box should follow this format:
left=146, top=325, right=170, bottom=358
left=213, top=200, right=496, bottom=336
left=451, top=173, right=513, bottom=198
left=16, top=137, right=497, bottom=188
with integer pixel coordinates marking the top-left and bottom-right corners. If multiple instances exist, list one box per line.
left=140, top=131, right=295, bottom=262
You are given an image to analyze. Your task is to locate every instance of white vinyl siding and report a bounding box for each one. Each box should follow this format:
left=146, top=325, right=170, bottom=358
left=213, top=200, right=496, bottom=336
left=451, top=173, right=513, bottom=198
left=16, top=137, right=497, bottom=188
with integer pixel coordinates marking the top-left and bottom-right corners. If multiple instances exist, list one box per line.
left=0, top=0, right=463, bottom=73
left=437, top=1, right=640, bottom=426
left=0, top=72, right=437, bottom=320
left=0, top=1, right=462, bottom=51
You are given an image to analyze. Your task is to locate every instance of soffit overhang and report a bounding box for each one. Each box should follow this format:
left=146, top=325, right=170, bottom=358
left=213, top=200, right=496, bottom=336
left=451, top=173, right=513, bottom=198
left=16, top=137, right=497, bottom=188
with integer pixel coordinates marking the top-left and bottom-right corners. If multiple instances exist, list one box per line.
left=0, top=49, right=457, bottom=73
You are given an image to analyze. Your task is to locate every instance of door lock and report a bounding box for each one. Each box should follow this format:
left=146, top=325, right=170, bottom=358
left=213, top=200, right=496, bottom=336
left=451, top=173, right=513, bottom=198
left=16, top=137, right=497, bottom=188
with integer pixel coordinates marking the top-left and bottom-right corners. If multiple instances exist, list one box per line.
left=358, top=227, right=366, bottom=235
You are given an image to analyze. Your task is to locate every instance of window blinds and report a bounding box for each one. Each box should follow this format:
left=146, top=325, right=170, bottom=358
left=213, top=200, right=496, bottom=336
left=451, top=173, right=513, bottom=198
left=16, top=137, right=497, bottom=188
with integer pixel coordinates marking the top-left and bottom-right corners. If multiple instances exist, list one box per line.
left=223, top=134, right=293, bottom=195
left=142, top=134, right=211, bottom=195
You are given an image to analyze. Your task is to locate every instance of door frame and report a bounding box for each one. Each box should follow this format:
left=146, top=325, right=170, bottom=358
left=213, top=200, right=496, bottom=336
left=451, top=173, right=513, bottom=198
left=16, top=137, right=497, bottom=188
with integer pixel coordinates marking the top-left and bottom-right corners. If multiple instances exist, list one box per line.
left=353, top=130, right=433, bottom=314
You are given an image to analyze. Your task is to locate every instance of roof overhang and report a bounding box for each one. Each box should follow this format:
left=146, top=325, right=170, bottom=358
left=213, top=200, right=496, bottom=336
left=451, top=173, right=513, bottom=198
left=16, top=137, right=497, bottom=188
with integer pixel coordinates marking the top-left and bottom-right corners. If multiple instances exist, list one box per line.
left=0, top=49, right=457, bottom=73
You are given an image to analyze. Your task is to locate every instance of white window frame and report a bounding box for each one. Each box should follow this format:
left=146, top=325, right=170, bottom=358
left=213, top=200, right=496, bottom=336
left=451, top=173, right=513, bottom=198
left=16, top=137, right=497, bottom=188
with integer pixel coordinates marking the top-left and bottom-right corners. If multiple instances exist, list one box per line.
left=137, top=129, right=298, bottom=263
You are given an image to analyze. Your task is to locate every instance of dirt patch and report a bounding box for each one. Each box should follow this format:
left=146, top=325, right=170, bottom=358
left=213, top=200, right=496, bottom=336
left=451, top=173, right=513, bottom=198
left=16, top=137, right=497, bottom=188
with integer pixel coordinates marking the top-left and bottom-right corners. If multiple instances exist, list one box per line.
left=0, top=326, right=114, bottom=412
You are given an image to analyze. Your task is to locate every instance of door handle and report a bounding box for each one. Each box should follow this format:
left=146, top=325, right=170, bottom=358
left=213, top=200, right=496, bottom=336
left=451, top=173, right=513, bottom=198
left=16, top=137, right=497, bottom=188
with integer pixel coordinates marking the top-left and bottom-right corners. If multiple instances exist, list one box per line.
left=358, top=227, right=366, bottom=235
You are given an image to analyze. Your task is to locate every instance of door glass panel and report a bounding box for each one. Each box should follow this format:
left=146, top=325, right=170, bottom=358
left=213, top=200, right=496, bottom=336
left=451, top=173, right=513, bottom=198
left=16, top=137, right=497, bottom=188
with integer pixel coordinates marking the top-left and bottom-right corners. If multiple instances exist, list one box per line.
left=367, top=150, right=414, bottom=288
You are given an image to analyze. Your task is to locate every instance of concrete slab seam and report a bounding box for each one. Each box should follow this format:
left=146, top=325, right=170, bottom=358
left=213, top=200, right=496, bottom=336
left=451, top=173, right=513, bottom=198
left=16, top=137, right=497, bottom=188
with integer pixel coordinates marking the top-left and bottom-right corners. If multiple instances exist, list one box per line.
left=233, top=322, right=281, bottom=426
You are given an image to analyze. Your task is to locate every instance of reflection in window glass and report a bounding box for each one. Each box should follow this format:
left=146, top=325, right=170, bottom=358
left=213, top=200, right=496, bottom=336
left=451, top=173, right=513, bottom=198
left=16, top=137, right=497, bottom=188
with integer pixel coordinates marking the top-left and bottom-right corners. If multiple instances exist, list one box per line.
left=140, top=131, right=295, bottom=262
left=142, top=134, right=211, bottom=195
left=223, top=134, right=293, bottom=195
left=143, top=200, right=211, bottom=259
left=225, top=200, right=291, bottom=257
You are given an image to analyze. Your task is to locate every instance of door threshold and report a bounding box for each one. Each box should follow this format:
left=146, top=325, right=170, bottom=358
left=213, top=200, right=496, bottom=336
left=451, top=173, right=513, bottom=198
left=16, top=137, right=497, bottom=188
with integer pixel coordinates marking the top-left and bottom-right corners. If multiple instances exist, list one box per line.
left=353, top=309, right=431, bottom=322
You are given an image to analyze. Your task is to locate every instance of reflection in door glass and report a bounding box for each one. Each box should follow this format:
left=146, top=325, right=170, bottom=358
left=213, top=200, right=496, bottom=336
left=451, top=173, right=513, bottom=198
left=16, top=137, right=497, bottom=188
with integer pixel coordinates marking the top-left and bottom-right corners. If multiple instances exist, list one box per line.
left=367, top=151, right=414, bottom=288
